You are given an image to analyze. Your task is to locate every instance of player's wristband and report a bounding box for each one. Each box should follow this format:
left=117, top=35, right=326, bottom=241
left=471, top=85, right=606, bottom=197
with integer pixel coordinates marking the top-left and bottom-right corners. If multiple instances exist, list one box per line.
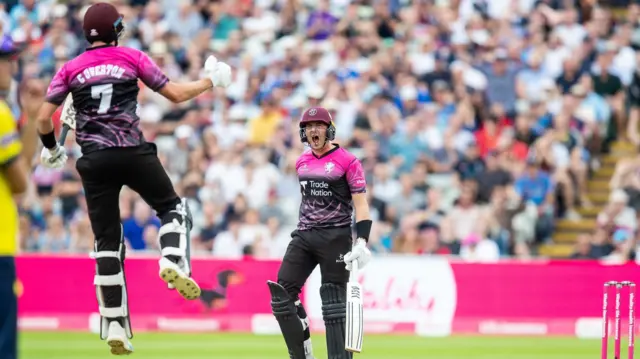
left=355, top=220, right=372, bottom=242
left=39, top=130, right=57, bottom=149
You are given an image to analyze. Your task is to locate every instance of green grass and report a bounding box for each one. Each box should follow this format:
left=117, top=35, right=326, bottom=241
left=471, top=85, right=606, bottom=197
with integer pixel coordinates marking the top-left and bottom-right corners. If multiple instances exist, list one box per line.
left=20, top=331, right=609, bottom=358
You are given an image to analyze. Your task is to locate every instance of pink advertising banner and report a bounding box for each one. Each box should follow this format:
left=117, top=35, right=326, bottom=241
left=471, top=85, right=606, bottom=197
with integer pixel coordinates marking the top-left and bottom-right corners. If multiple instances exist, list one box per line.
left=16, top=255, right=285, bottom=332
left=15, top=255, right=640, bottom=336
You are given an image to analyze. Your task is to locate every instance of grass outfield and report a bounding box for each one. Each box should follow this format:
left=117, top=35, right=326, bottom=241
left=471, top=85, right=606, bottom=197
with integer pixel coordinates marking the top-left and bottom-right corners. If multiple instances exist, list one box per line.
left=20, top=332, right=612, bottom=358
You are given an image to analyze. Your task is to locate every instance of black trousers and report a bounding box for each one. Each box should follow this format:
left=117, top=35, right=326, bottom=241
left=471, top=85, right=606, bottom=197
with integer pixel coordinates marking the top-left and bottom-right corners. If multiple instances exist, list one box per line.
left=0, top=257, right=17, bottom=359
left=75, top=143, right=180, bottom=253
left=277, top=226, right=353, bottom=301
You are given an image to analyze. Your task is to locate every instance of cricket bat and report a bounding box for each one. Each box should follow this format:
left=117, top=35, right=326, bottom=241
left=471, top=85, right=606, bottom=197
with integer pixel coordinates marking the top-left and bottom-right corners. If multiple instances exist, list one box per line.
left=345, top=259, right=363, bottom=353
left=58, top=94, right=76, bottom=146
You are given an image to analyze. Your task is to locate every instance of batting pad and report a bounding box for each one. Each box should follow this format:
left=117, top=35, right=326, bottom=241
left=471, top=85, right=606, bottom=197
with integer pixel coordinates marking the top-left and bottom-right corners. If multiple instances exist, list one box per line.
left=91, top=224, right=132, bottom=340
left=158, top=199, right=193, bottom=276
left=267, top=281, right=307, bottom=359
left=320, top=283, right=352, bottom=359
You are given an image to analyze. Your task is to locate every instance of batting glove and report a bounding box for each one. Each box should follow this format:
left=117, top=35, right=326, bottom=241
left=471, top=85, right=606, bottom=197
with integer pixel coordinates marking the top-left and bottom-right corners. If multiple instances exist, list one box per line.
left=344, top=238, right=371, bottom=271
left=40, top=145, right=68, bottom=169
left=203, top=55, right=232, bottom=88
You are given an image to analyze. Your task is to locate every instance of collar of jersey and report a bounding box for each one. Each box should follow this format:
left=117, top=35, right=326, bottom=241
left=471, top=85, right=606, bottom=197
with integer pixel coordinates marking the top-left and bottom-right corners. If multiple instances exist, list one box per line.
left=312, top=143, right=339, bottom=159
left=86, top=44, right=116, bottom=52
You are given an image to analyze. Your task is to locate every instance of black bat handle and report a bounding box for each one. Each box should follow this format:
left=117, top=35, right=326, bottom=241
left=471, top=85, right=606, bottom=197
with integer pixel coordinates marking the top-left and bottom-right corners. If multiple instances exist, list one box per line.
left=58, top=125, right=70, bottom=146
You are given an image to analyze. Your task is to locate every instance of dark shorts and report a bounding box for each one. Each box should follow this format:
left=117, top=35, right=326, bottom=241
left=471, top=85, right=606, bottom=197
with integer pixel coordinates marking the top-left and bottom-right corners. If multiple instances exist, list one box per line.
left=277, top=226, right=353, bottom=300
left=629, top=82, right=640, bottom=108
left=0, top=256, right=17, bottom=359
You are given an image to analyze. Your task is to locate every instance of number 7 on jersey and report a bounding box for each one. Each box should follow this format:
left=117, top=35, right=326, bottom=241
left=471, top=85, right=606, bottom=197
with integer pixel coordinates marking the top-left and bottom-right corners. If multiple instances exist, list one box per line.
left=91, top=83, right=113, bottom=114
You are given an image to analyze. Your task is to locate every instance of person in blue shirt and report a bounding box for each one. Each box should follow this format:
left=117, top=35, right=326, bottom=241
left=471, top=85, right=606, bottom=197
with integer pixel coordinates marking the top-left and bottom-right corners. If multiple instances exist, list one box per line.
left=123, top=200, right=161, bottom=250
left=514, top=158, right=555, bottom=207
left=514, top=158, right=556, bottom=242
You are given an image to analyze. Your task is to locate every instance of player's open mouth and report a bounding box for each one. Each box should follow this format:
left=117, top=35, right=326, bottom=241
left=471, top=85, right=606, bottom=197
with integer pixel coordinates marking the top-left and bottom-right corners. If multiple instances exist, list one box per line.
left=312, top=135, right=320, bottom=145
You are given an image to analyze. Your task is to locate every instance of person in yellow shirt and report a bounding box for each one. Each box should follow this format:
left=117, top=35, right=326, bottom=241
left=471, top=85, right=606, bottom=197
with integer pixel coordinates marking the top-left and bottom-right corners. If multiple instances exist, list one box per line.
left=0, top=34, right=41, bottom=359
left=248, top=97, right=284, bottom=146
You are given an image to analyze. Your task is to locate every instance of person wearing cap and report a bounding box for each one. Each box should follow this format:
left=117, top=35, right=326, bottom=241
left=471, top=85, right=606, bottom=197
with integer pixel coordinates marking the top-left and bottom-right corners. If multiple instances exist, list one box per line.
left=30, top=2, right=233, bottom=354
left=601, top=228, right=635, bottom=264
left=0, top=32, right=42, bottom=359
left=480, top=48, right=518, bottom=115
left=514, top=157, right=555, bottom=208
left=267, top=107, right=372, bottom=359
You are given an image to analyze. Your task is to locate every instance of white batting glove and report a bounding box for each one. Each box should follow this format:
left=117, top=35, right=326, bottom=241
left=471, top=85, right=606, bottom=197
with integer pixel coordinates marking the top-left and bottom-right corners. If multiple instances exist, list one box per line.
left=344, top=238, right=371, bottom=271
left=40, top=145, right=67, bottom=169
left=203, top=55, right=232, bottom=88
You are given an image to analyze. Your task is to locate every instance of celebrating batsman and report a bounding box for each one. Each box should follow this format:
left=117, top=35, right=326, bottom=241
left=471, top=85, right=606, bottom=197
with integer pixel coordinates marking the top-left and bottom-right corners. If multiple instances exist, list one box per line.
left=33, top=2, right=232, bottom=355
left=268, top=107, right=373, bottom=359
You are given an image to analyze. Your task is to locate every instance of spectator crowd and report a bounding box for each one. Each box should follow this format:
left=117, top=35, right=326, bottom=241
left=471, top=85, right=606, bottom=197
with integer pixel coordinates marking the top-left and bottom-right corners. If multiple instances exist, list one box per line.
left=3, top=0, right=640, bottom=262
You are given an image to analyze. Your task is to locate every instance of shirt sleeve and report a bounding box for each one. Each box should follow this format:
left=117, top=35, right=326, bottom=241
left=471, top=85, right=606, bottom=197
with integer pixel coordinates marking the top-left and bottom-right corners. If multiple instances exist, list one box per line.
left=514, top=178, right=524, bottom=197
left=0, top=102, right=22, bottom=166
left=137, top=50, right=169, bottom=92
left=45, top=65, right=70, bottom=106
left=346, top=158, right=367, bottom=194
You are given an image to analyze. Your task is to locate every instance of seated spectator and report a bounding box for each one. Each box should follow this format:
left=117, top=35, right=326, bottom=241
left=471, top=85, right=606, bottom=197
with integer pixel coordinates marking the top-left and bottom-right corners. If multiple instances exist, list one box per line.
left=454, top=142, right=486, bottom=188
left=265, top=216, right=293, bottom=259
left=18, top=213, right=37, bottom=252
left=387, top=173, right=425, bottom=226
left=571, top=234, right=594, bottom=259
left=238, top=209, right=270, bottom=251
left=123, top=200, right=161, bottom=251
left=532, top=128, right=581, bottom=219
left=514, top=158, right=554, bottom=212
left=514, top=158, right=556, bottom=241
left=483, top=186, right=523, bottom=255
left=476, top=151, right=512, bottom=204
left=441, top=185, right=485, bottom=253
left=597, top=190, right=638, bottom=233
left=591, top=228, right=615, bottom=259
left=417, top=224, right=451, bottom=256
left=38, top=215, right=70, bottom=253
left=610, top=158, right=640, bottom=212
left=212, top=218, right=245, bottom=259
left=602, top=229, right=635, bottom=264
left=392, top=226, right=420, bottom=254
left=459, top=233, right=500, bottom=263
left=69, top=213, right=93, bottom=253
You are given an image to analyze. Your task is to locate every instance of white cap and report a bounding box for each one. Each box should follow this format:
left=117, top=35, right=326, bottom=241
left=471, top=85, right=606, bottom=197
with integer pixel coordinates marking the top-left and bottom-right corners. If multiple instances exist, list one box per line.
left=574, top=105, right=596, bottom=124
left=322, top=98, right=339, bottom=110
left=52, top=4, right=69, bottom=18
left=400, top=86, right=418, bottom=101
left=140, top=105, right=163, bottom=124
left=228, top=104, right=247, bottom=121
left=175, top=125, right=193, bottom=139
left=149, top=41, right=168, bottom=56
left=307, top=86, right=325, bottom=99
left=463, top=67, right=487, bottom=91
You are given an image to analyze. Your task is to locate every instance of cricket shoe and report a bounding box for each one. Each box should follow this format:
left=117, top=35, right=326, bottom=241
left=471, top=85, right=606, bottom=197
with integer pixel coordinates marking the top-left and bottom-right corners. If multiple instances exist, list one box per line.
left=106, top=321, right=133, bottom=355
left=159, top=257, right=201, bottom=300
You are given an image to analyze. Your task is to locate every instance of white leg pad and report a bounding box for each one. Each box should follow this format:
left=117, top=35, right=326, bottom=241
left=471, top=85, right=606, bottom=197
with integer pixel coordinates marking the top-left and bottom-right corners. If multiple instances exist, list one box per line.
left=158, top=220, right=188, bottom=258
left=94, top=225, right=133, bottom=340
left=94, top=273, right=124, bottom=286
left=100, top=306, right=127, bottom=318
left=158, top=199, right=195, bottom=293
